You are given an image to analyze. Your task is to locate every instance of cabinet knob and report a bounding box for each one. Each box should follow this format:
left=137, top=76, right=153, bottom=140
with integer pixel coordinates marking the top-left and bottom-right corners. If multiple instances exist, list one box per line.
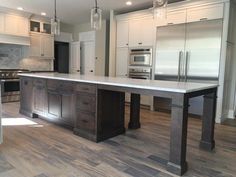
left=90, top=70, right=94, bottom=73
left=126, top=43, right=128, bottom=46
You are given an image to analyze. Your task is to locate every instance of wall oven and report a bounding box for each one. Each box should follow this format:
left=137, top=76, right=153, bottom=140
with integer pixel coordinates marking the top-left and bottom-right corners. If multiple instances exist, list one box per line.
left=129, top=48, right=153, bottom=67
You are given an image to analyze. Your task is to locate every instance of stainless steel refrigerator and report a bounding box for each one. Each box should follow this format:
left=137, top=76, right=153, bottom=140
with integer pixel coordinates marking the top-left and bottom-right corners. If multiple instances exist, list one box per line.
left=154, top=19, right=223, bottom=116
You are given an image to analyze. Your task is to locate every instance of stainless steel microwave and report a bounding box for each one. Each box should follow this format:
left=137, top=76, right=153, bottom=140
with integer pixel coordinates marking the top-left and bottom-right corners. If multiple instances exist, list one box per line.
left=130, top=48, right=153, bottom=67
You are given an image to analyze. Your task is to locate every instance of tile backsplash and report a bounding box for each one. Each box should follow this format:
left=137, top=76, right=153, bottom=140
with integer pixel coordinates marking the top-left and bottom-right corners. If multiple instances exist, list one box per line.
left=0, top=44, right=53, bottom=71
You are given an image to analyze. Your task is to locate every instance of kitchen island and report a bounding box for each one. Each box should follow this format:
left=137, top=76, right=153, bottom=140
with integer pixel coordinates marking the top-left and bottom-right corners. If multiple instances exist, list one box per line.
left=19, top=73, right=218, bottom=176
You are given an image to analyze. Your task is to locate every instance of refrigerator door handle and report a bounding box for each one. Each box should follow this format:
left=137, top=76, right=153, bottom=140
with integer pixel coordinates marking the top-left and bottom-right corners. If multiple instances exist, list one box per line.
left=178, top=51, right=183, bottom=82
left=185, top=51, right=190, bottom=82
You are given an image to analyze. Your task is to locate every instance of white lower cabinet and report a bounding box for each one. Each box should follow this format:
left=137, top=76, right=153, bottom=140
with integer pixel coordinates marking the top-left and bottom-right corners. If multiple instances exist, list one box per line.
left=116, top=47, right=129, bottom=77
left=29, top=34, right=54, bottom=59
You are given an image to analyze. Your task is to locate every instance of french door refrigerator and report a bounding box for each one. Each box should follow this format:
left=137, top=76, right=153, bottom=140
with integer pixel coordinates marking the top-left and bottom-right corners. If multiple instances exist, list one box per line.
left=154, top=19, right=223, bottom=115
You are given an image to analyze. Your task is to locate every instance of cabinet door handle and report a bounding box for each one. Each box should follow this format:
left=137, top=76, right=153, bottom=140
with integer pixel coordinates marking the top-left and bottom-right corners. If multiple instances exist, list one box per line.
left=82, top=88, right=89, bottom=91
left=138, top=42, right=142, bottom=45
left=82, top=119, right=88, bottom=123
left=82, top=102, right=89, bottom=105
left=167, top=22, right=174, bottom=25
left=200, top=18, right=208, bottom=21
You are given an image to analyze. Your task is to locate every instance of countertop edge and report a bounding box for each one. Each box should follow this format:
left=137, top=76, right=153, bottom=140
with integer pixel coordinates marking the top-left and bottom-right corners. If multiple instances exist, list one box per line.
left=18, top=74, right=219, bottom=94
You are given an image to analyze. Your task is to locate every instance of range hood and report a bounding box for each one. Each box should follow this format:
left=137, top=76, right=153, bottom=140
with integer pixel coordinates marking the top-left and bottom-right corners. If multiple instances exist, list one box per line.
left=0, top=33, right=30, bottom=46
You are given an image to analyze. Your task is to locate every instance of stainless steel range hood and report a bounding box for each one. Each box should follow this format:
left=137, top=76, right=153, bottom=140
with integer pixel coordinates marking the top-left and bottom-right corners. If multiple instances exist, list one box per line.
left=0, top=33, right=30, bottom=46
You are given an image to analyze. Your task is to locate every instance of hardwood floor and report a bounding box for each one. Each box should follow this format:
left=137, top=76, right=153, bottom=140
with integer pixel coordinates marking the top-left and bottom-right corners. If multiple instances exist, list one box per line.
left=0, top=102, right=236, bottom=177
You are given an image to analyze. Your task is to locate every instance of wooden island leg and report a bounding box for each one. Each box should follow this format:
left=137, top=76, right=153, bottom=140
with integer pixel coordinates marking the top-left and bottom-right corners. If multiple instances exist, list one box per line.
left=167, top=93, right=189, bottom=176
left=128, top=93, right=141, bottom=129
left=200, top=88, right=217, bottom=151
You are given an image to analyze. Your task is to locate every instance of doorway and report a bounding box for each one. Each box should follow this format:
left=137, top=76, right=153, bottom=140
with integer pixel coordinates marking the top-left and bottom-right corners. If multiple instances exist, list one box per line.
left=54, top=42, right=70, bottom=73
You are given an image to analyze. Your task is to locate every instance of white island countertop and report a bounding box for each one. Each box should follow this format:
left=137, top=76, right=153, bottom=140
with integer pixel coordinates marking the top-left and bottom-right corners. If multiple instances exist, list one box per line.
left=19, top=73, right=218, bottom=93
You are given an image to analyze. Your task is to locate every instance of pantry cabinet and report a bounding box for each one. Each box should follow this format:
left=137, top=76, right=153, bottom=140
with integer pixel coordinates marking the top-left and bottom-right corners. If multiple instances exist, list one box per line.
left=29, top=34, right=54, bottom=59
left=116, top=47, right=129, bottom=77
left=116, top=21, right=129, bottom=47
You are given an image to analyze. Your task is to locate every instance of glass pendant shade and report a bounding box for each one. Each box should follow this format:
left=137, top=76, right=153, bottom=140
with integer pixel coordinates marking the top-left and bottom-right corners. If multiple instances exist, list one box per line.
left=51, top=0, right=60, bottom=35
left=51, top=18, right=60, bottom=35
left=91, top=7, right=102, bottom=30
left=153, top=0, right=168, bottom=19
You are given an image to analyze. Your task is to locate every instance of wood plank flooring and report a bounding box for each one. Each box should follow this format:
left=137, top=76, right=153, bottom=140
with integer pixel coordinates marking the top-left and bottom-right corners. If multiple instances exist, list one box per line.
left=0, top=102, right=236, bottom=177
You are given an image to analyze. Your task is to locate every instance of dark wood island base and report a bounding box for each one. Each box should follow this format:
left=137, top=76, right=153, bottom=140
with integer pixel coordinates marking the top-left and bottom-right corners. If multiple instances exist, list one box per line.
left=19, top=74, right=218, bottom=176
left=20, top=77, right=126, bottom=142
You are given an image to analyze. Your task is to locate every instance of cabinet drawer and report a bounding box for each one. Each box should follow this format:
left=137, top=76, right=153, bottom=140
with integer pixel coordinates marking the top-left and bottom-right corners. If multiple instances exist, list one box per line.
left=47, top=80, right=74, bottom=92
left=76, top=94, right=96, bottom=113
left=76, top=111, right=95, bottom=133
left=75, top=84, right=96, bottom=94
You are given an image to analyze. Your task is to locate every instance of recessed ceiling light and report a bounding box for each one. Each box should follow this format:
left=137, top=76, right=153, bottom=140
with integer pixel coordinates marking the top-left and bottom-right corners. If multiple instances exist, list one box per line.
left=17, top=7, right=24, bottom=11
left=126, top=1, right=132, bottom=6
left=41, top=12, right=47, bottom=16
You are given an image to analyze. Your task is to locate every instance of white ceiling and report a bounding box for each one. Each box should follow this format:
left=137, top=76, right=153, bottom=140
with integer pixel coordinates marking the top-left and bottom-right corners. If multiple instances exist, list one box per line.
left=0, top=0, right=154, bottom=24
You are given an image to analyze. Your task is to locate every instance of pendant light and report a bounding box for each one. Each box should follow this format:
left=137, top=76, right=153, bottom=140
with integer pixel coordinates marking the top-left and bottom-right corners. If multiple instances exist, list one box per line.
left=51, top=0, right=60, bottom=35
left=153, top=0, right=168, bottom=19
left=91, top=0, right=102, bottom=30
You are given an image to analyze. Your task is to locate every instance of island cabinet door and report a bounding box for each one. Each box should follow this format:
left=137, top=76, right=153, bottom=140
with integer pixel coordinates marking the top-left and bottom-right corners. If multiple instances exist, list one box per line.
left=33, top=80, right=46, bottom=115
left=61, top=93, right=75, bottom=126
left=47, top=90, right=61, bottom=119
left=20, top=77, right=33, bottom=114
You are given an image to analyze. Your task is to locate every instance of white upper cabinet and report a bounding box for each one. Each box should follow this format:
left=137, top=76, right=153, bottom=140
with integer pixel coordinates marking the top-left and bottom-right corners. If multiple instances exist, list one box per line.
left=116, top=21, right=129, bottom=47
left=17, top=17, right=29, bottom=36
left=0, top=13, right=5, bottom=33
left=41, top=35, right=54, bottom=58
left=167, top=10, right=187, bottom=25
left=187, top=4, right=224, bottom=23
left=4, top=14, right=29, bottom=36
left=5, top=15, right=18, bottom=35
left=141, top=18, right=155, bottom=46
left=30, top=34, right=41, bottom=57
left=129, top=20, right=141, bottom=47
left=156, top=10, right=187, bottom=27
left=30, top=34, right=54, bottom=59
left=129, top=18, right=154, bottom=47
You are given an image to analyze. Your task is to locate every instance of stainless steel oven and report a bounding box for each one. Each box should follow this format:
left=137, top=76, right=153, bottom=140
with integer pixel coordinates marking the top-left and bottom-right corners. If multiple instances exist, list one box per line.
left=0, top=69, right=29, bottom=103
left=129, top=68, right=152, bottom=80
left=1, top=79, right=20, bottom=102
left=130, top=48, right=153, bottom=67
